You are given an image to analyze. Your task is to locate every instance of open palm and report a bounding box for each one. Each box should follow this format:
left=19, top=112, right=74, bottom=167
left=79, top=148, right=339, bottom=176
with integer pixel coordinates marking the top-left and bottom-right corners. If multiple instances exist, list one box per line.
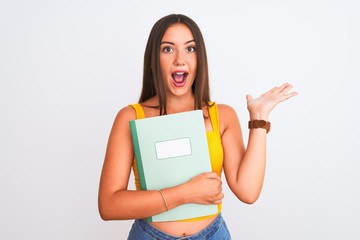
left=246, top=83, right=297, bottom=119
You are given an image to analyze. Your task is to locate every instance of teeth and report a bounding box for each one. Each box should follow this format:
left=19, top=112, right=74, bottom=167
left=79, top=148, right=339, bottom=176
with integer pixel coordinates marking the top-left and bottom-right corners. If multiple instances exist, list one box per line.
left=175, top=72, right=184, bottom=75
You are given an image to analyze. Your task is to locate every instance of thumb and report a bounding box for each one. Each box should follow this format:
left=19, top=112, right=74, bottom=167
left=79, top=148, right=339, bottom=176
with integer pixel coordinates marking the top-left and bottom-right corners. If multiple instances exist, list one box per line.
left=246, top=94, right=253, bottom=102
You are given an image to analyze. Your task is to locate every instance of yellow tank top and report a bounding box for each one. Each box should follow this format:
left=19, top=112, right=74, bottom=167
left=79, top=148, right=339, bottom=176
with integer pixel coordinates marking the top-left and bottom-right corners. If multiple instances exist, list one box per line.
left=129, top=102, right=224, bottom=221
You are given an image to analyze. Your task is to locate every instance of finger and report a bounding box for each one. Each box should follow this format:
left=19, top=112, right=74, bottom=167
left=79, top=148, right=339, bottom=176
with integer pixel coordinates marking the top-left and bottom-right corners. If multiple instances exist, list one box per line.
left=278, top=90, right=298, bottom=103
left=267, top=86, right=280, bottom=94
left=279, top=82, right=292, bottom=89
left=209, top=194, right=224, bottom=204
left=279, top=83, right=294, bottom=95
left=284, top=91, right=298, bottom=99
left=215, top=193, right=225, bottom=203
left=202, top=172, right=219, bottom=179
left=268, top=83, right=292, bottom=95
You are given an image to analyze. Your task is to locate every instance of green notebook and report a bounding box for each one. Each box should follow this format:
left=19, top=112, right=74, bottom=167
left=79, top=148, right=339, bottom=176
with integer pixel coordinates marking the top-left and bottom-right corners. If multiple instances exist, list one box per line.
left=129, top=110, right=218, bottom=222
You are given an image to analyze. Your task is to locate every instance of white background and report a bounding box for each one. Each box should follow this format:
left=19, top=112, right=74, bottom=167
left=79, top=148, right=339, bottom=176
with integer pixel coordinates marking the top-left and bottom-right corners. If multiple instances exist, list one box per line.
left=1, top=0, right=359, bottom=239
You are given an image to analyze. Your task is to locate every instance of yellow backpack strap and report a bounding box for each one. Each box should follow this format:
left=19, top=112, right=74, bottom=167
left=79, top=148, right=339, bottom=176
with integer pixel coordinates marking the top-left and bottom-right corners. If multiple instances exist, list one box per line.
left=208, top=102, right=220, bottom=132
left=129, top=103, right=145, bottom=119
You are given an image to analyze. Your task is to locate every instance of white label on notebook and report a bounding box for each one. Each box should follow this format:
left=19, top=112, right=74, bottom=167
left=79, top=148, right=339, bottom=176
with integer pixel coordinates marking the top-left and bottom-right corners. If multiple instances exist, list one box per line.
left=155, top=138, right=192, bottom=160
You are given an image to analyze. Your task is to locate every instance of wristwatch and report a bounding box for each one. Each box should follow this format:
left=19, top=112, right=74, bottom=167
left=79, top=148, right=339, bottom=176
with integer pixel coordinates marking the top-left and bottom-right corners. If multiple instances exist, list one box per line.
left=248, top=120, right=271, bottom=133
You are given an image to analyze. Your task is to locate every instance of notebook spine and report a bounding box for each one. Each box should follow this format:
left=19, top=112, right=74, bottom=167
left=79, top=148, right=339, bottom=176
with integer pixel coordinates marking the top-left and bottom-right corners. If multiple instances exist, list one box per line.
left=129, top=120, right=147, bottom=191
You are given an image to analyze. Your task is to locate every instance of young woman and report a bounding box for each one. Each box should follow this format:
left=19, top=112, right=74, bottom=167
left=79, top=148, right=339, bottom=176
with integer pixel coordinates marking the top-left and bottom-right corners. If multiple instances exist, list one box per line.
left=98, top=14, right=297, bottom=239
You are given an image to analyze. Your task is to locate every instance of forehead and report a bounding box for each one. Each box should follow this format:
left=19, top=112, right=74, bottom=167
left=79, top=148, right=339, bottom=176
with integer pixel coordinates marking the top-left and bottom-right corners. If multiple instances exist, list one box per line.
left=161, top=23, right=194, bottom=42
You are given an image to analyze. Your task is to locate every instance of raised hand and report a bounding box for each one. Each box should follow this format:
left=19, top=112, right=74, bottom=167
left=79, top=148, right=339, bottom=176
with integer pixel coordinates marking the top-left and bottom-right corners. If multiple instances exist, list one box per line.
left=246, top=83, right=297, bottom=120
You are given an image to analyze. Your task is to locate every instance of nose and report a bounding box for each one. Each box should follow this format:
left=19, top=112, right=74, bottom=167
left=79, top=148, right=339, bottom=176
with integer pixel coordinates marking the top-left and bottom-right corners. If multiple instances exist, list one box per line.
left=174, top=51, right=185, bottom=66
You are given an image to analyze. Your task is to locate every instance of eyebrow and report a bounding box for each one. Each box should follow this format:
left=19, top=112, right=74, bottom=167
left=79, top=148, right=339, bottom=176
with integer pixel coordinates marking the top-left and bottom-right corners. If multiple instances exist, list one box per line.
left=160, top=39, right=195, bottom=45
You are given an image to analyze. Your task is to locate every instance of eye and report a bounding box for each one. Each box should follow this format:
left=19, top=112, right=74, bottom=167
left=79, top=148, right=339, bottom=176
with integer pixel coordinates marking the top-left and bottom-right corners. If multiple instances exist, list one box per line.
left=162, top=46, right=173, bottom=53
left=186, top=46, right=196, bottom=53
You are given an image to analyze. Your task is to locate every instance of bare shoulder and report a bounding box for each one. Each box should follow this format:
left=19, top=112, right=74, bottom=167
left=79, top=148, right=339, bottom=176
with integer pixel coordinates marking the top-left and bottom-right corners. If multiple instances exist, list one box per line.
left=105, top=105, right=136, bottom=161
left=216, top=103, right=241, bottom=133
left=112, top=105, right=137, bottom=129
left=216, top=103, right=239, bottom=120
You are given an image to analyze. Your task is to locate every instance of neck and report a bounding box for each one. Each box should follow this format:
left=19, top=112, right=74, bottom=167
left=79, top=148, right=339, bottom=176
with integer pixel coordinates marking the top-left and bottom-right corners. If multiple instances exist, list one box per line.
left=165, top=93, right=195, bottom=114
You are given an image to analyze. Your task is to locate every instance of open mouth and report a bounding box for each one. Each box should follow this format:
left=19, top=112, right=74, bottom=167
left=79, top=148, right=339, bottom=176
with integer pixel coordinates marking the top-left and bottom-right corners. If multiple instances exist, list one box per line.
left=171, top=71, right=188, bottom=87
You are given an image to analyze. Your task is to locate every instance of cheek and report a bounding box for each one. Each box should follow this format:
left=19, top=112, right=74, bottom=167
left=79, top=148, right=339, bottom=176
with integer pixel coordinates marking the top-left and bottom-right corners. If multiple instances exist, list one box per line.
left=160, top=68, right=168, bottom=81
left=188, top=55, right=197, bottom=68
left=159, top=58, right=169, bottom=78
left=160, top=56, right=172, bottom=70
left=190, top=58, right=197, bottom=75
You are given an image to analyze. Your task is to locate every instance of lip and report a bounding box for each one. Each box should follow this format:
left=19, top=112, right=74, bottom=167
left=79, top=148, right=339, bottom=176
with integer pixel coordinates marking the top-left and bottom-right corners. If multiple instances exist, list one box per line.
left=171, top=71, right=188, bottom=87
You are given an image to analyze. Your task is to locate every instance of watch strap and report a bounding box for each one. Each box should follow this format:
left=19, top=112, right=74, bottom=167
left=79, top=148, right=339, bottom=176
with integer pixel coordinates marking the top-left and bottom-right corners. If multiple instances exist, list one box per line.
left=248, top=120, right=271, bottom=133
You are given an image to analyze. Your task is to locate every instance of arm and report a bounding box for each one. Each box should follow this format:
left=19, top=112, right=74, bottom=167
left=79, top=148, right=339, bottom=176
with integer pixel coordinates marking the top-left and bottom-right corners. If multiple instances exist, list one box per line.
left=221, top=83, right=297, bottom=204
left=98, top=106, right=223, bottom=220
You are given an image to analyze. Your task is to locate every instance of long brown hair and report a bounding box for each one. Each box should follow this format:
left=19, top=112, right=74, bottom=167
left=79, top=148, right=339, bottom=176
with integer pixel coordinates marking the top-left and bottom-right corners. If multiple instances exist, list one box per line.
left=139, top=14, right=212, bottom=115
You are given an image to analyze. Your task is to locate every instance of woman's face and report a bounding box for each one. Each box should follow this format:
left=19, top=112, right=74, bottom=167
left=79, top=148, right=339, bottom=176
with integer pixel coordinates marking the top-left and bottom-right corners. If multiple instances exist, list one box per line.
left=159, top=23, right=197, bottom=98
